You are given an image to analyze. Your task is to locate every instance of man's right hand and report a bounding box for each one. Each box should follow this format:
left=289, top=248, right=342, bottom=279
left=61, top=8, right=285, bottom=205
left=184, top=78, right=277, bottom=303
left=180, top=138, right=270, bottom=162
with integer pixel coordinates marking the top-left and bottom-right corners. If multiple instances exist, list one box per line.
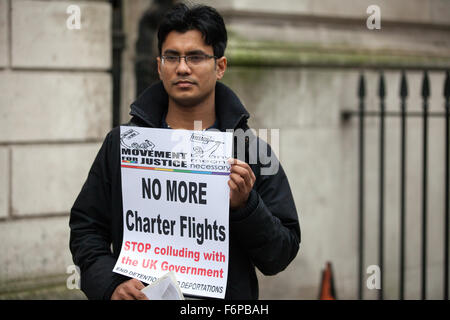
left=111, top=278, right=149, bottom=300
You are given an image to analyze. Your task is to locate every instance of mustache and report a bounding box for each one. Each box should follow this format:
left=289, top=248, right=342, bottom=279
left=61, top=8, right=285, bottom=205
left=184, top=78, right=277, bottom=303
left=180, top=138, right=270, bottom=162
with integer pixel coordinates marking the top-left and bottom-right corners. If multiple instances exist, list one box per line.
left=172, top=78, right=197, bottom=85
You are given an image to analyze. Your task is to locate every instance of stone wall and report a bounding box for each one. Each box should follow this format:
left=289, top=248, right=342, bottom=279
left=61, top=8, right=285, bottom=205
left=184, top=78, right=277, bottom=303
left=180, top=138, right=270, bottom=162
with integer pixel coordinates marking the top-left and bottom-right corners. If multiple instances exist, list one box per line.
left=1, top=0, right=449, bottom=300
left=0, top=0, right=112, bottom=298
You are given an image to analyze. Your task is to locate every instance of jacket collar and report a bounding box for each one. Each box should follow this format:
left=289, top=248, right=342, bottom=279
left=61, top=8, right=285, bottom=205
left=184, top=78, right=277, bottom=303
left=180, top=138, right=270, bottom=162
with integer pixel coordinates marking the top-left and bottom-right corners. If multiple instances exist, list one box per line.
left=129, top=81, right=250, bottom=130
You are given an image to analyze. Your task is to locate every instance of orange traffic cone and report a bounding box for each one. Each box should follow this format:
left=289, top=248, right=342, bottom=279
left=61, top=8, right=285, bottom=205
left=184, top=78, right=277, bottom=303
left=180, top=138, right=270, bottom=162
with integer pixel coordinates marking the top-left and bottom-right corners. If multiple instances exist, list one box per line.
left=318, top=261, right=337, bottom=300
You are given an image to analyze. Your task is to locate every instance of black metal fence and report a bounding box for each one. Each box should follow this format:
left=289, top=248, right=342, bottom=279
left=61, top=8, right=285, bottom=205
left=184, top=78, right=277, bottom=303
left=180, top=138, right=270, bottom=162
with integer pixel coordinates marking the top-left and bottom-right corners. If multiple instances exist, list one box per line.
left=342, top=70, right=449, bottom=300
left=111, top=0, right=125, bottom=127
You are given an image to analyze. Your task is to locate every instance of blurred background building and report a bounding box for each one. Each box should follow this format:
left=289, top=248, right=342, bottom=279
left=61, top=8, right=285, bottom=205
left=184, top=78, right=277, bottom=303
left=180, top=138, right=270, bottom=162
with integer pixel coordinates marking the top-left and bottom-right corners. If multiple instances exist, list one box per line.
left=0, top=0, right=449, bottom=299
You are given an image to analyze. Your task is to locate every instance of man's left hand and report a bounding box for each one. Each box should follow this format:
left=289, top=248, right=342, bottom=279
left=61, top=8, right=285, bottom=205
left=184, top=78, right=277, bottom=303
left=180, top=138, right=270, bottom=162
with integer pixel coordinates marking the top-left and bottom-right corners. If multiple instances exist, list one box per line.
left=228, top=158, right=256, bottom=210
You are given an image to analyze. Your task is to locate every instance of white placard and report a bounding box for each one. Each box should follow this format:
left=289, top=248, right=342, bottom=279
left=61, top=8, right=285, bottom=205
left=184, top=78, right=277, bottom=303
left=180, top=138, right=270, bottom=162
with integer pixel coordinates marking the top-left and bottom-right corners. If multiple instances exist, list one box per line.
left=113, top=126, right=232, bottom=299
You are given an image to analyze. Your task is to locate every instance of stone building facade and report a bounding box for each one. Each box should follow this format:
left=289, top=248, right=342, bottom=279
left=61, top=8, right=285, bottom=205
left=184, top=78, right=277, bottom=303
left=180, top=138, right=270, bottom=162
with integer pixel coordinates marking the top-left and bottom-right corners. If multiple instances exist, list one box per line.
left=0, top=0, right=449, bottom=299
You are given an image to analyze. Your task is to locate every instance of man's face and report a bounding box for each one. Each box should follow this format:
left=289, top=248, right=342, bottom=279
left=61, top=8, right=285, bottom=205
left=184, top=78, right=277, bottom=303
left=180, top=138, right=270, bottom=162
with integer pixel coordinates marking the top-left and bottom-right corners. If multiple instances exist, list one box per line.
left=157, top=30, right=226, bottom=107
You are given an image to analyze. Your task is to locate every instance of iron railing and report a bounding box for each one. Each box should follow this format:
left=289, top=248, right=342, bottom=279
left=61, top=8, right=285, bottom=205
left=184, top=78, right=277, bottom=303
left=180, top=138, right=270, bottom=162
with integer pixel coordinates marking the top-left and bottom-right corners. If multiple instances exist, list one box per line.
left=342, top=70, right=450, bottom=300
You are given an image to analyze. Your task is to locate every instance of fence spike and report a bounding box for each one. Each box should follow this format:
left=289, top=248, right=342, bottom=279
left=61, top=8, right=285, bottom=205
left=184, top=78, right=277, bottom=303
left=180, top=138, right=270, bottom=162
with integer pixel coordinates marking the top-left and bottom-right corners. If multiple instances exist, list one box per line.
left=379, top=72, right=386, bottom=99
left=400, top=71, right=408, bottom=98
left=422, top=70, right=430, bottom=99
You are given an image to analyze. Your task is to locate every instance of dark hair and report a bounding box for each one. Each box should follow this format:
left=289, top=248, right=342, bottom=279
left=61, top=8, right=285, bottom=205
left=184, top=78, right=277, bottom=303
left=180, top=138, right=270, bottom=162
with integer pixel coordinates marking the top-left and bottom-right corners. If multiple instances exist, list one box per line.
left=157, top=4, right=227, bottom=58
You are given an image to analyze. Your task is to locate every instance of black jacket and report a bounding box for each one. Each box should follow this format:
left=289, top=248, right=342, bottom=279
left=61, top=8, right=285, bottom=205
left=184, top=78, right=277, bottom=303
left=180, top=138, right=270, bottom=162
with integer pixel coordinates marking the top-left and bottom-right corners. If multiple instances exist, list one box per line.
left=69, top=81, right=300, bottom=300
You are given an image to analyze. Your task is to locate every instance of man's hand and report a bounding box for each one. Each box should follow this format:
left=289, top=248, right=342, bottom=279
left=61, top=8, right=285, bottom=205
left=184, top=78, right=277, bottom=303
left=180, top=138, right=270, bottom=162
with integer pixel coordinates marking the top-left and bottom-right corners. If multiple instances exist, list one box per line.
left=228, top=158, right=256, bottom=210
left=111, top=278, right=148, bottom=300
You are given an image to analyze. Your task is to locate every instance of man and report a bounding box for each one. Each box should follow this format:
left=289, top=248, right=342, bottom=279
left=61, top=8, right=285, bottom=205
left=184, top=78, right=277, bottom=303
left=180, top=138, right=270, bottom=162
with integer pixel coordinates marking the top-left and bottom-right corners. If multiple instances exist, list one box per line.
left=70, top=3, right=300, bottom=300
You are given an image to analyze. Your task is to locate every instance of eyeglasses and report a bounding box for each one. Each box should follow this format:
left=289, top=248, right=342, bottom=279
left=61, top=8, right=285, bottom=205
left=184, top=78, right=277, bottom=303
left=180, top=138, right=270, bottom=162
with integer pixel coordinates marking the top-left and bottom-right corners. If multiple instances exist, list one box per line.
left=161, top=54, right=217, bottom=67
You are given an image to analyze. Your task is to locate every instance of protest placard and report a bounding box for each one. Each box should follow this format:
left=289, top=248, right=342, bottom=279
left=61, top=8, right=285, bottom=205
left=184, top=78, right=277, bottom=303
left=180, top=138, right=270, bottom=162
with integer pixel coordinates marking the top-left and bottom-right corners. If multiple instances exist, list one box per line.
left=113, top=126, right=232, bottom=299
